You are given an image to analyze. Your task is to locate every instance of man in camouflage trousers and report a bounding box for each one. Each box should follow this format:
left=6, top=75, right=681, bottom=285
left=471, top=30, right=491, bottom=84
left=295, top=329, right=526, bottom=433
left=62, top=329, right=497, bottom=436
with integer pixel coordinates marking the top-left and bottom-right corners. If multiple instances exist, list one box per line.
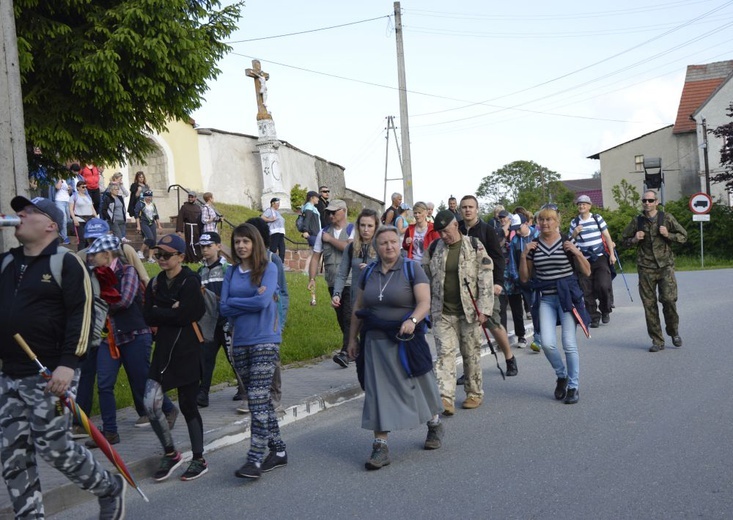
left=622, top=190, right=688, bottom=352
left=0, top=196, right=126, bottom=519
left=423, top=210, right=494, bottom=414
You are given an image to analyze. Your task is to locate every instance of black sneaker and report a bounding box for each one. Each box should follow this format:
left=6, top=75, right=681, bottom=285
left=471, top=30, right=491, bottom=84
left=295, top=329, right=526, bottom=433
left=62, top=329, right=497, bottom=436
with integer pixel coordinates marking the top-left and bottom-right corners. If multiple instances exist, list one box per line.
left=165, top=406, right=179, bottom=430
left=590, top=319, right=600, bottom=328
left=235, top=460, right=261, bottom=479
left=365, top=441, right=390, bottom=470
left=153, top=452, right=183, bottom=482
left=564, top=388, right=579, bottom=404
left=424, top=422, right=444, bottom=450
left=332, top=351, right=349, bottom=368
left=554, top=377, right=568, bottom=400
left=196, top=391, right=209, bottom=408
left=180, top=458, right=208, bottom=481
left=672, top=335, right=683, bottom=347
left=456, top=374, right=465, bottom=386
left=601, top=313, right=610, bottom=324
left=506, top=356, right=518, bottom=377
left=98, top=473, right=126, bottom=520
left=649, top=344, right=665, bottom=352
left=85, top=431, right=120, bottom=449
left=261, top=451, right=288, bottom=473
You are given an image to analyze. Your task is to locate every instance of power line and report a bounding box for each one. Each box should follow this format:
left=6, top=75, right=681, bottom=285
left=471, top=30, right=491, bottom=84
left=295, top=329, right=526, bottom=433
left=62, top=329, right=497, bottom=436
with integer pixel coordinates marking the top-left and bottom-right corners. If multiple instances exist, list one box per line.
left=226, top=15, right=391, bottom=43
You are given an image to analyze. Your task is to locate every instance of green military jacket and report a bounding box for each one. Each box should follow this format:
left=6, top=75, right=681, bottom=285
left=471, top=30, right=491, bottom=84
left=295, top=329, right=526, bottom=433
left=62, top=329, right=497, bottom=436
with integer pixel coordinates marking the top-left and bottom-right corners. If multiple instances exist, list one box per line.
left=621, top=211, right=687, bottom=269
left=422, top=236, right=494, bottom=324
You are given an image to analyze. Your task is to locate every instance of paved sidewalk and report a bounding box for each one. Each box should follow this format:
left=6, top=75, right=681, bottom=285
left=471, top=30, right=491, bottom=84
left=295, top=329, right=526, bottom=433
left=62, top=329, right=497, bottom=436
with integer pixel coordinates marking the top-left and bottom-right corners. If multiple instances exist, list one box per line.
left=0, top=326, right=528, bottom=518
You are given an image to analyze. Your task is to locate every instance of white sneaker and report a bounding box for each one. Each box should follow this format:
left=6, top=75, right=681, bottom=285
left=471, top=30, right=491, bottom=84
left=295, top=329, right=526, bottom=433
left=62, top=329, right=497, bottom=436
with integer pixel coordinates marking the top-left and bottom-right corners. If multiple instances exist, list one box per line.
left=121, top=238, right=131, bottom=244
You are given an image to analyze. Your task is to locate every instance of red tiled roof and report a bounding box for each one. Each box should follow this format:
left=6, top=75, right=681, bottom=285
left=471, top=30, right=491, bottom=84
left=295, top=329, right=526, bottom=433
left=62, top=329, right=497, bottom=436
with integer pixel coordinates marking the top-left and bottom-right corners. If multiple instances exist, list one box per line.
left=673, top=61, right=733, bottom=134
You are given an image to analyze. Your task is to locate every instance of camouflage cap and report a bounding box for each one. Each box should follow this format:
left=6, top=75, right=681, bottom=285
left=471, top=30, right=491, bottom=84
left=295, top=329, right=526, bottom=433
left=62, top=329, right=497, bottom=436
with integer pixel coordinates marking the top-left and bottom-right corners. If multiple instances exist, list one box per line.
left=433, top=209, right=456, bottom=232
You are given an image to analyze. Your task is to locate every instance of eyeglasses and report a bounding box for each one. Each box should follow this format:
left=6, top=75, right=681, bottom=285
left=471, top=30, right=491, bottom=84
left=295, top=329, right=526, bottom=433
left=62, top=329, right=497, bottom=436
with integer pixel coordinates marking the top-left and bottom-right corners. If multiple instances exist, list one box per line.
left=642, top=198, right=656, bottom=203
left=321, top=190, right=330, bottom=194
left=154, top=252, right=178, bottom=260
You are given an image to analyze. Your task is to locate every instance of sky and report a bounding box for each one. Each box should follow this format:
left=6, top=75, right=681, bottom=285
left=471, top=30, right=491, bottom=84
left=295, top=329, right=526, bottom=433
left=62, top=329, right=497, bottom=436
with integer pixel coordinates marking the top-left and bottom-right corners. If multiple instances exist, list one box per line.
left=191, top=0, right=733, bottom=207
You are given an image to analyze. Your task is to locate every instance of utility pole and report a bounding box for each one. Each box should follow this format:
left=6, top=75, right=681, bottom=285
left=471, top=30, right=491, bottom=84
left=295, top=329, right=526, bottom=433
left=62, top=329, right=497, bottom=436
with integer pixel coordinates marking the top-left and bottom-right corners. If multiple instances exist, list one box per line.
left=1, top=0, right=29, bottom=252
left=702, top=118, right=711, bottom=195
left=393, top=2, right=413, bottom=205
left=383, top=115, right=404, bottom=206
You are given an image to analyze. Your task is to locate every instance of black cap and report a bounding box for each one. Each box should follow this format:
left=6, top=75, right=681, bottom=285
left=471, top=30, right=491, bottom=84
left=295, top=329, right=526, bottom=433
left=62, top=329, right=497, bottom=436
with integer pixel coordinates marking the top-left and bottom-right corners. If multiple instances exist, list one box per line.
left=433, top=210, right=456, bottom=232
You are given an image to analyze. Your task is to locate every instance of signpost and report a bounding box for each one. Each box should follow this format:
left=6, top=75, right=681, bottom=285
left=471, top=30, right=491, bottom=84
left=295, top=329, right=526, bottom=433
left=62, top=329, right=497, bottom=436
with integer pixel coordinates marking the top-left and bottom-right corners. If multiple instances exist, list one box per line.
left=689, top=192, right=712, bottom=268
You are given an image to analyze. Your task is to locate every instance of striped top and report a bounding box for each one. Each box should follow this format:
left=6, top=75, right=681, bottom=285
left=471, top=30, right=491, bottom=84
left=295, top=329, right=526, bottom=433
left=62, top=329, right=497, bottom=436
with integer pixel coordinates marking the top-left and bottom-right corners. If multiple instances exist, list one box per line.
left=527, top=237, right=574, bottom=295
left=569, top=214, right=607, bottom=260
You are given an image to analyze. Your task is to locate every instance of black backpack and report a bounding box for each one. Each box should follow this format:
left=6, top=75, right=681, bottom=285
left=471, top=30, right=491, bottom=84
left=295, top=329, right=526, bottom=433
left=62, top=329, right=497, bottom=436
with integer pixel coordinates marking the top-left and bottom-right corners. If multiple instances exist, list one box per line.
left=295, top=213, right=306, bottom=233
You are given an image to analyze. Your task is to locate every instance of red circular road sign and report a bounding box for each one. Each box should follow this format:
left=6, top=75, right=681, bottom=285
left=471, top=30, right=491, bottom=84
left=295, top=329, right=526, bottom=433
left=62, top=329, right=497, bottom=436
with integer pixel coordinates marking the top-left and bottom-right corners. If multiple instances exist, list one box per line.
left=689, top=192, right=712, bottom=214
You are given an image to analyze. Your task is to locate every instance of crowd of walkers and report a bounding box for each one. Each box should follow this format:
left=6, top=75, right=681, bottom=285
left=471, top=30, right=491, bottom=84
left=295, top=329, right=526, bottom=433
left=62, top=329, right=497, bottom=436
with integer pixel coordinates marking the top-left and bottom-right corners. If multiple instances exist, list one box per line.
left=0, top=182, right=685, bottom=518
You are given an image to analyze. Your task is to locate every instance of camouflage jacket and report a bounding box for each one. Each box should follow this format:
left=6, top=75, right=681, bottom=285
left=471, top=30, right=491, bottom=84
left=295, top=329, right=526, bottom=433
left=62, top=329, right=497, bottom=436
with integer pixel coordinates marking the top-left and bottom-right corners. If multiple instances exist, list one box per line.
left=621, top=211, right=687, bottom=269
left=422, top=236, right=494, bottom=324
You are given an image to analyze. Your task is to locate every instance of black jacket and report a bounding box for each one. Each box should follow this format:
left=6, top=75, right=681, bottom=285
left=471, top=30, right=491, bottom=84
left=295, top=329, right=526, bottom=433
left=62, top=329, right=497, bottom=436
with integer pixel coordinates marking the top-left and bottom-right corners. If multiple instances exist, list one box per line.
left=0, top=243, right=92, bottom=377
left=459, top=219, right=505, bottom=287
left=144, top=266, right=205, bottom=391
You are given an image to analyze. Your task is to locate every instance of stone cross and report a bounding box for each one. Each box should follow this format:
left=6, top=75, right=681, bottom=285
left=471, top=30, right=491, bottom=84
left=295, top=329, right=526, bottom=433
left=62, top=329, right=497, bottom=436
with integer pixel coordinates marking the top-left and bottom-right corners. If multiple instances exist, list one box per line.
left=245, top=60, right=272, bottom=120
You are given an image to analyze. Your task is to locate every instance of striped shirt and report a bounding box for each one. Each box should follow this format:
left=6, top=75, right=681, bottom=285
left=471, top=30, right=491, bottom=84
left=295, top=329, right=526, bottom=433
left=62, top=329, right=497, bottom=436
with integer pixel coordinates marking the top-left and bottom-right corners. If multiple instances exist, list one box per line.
left=527, top=237, right=574, bottom=295
left=569, top=214, right=607, bottom=260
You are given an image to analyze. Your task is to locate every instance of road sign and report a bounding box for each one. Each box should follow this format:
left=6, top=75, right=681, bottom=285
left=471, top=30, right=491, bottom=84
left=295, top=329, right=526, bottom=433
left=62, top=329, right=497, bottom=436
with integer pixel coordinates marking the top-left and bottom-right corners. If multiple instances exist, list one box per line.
left=693, top=214, right=711, bottom=222
left=689, top=192, right=712, bottom=214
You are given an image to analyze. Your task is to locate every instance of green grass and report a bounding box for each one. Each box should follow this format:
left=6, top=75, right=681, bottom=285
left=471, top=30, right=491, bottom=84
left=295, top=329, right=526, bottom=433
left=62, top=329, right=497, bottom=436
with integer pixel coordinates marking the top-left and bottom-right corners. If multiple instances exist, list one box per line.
left=617, top=255, right=733, bottom=273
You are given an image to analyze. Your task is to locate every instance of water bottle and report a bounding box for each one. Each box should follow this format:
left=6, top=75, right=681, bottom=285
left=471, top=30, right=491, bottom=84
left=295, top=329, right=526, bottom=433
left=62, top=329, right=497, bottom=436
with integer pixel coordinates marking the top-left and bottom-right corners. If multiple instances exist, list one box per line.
left=0, top=215, right=21, bottom=227
left=310, top=290, right=317, bottom=306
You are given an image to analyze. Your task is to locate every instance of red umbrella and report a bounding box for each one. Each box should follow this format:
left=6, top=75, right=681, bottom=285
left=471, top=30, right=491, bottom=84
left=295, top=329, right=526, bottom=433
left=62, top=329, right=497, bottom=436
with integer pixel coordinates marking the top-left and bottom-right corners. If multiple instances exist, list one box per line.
left=14, top=334, right=149, bottom=502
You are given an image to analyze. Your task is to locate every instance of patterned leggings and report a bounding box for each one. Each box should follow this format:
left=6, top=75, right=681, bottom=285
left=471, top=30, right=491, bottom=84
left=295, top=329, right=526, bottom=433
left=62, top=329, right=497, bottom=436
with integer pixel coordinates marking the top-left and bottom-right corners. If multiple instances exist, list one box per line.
left=0, top=372, right=116, bottom=519
left=232, top=343, right=286, bottom=464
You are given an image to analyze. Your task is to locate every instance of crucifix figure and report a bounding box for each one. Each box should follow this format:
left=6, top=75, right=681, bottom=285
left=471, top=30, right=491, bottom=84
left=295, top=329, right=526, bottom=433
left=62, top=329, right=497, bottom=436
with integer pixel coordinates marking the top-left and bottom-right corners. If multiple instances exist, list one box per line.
left=245, top=59, right=271, bottom=120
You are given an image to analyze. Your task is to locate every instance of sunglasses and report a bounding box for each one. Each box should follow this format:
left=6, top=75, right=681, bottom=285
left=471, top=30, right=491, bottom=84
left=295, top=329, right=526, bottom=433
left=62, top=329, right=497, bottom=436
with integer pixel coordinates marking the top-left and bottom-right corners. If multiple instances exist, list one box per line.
left=154, top=252, right=179, bottom=260
left=540, top=203, right=558, bottom=211
left=642, top=198, right=656, bottom=203
left=321, top=190, right=330, bottom=194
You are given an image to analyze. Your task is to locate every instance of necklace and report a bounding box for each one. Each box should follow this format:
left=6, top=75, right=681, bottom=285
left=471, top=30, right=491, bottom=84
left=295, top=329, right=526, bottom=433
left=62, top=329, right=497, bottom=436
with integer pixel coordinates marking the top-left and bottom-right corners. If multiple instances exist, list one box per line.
left=378, top=270, right=396, bottom=302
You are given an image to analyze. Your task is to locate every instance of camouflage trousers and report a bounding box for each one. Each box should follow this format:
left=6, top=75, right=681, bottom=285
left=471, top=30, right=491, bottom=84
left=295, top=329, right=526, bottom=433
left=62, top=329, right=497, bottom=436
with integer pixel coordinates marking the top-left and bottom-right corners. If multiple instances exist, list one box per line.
left=0, top=371, right=116, bottom=519
left=434, top=313, right=483, bottom=401
left=638, top=265, right=679, bottom=346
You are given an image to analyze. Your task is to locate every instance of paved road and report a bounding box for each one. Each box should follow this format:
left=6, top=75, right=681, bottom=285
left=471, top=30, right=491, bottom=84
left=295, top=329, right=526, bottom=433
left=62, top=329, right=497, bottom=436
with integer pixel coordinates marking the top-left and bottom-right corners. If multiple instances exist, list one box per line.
left=51, top=269, right=733, bottom=519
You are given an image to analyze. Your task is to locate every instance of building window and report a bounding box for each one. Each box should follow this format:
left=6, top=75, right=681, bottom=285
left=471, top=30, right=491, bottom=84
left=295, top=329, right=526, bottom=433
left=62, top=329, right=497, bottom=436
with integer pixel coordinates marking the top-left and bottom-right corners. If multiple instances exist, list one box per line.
left=634, top=155, right=644, bottom=172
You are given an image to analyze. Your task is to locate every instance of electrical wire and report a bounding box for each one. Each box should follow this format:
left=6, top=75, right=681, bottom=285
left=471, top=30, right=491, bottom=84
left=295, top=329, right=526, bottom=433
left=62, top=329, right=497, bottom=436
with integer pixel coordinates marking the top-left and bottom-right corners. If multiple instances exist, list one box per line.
left=226, top=15, right=391, bottom=43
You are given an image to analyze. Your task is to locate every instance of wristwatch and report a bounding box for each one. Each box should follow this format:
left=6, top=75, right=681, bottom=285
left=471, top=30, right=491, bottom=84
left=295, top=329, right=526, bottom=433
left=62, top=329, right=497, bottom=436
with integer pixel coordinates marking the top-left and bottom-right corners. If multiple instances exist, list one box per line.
left=409, top=316, right=418, bottom=325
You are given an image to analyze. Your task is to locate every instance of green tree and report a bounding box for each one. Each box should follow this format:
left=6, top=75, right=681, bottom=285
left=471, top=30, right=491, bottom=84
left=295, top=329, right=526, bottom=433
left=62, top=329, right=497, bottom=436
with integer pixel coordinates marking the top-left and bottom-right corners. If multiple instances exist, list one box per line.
left=611, top=179, right=641, bottom=209
left=15, top=0, right=242, bottom=176
left=710, top=102, right=733, bottom=195
left=476, top=160, right=561, bottom=208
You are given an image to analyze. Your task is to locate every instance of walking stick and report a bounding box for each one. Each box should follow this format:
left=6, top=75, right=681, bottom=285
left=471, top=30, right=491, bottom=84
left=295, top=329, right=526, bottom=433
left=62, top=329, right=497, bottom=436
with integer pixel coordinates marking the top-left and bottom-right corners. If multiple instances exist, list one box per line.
left=614, top=250, right=633, bottom=302
left=462, top=279, right=506, bottom=380
left=13, top=334, right=150, bottom=502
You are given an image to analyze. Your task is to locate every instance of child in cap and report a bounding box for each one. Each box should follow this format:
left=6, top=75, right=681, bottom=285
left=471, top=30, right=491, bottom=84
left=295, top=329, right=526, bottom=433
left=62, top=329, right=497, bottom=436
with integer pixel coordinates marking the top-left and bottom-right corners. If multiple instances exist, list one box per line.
left=134, top=190, right=162, bottom=263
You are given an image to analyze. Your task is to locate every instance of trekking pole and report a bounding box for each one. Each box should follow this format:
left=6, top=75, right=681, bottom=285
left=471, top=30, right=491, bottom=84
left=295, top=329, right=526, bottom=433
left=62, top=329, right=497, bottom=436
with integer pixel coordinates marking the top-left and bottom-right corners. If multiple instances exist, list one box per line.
left=462, top=278, right=505, bottom=380
left=614, top=250, right=633, bottom=302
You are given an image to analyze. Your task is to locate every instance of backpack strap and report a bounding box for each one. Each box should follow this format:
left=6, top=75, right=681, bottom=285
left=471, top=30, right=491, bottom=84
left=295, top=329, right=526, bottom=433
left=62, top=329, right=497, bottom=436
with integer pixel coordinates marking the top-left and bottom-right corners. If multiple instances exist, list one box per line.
left=360, top=261, right=379, bottom=291
left=402, top=258, right=416, bottom=285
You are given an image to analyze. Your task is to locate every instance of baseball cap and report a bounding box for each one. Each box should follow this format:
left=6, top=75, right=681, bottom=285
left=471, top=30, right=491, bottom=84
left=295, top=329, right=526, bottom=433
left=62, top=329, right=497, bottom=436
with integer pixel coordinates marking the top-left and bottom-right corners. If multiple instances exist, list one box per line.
left=187, top=191, right=197, bottom=198
left=509, top=214, right=527, bottom=231
left=197, top=232, right=221, bottom=246
left=143, top=190, right=153, bottom=197
left=325, top=199, right=347, bottom=212
left=154, top=234, right=186, bottom=254
left=84, top=218, right=110, bottom=239
left=576, top=194, right=592, bottom=204
left=433, top=210, right=456, bottom=232
left=498, top=210, right=510, bottom=218
left=11, top=196, right=64, bottom=233
left=87, top=235, right=121, bottom=255
left=306, top=190, right=319, bottom=199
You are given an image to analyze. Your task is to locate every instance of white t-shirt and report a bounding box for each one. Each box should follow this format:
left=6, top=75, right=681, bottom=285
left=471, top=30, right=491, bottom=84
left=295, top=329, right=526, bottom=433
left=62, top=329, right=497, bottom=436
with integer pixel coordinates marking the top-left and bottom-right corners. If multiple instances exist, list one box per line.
left=55, top=180, right=70, bottom=202
left=313, top=224, right=355, bottom=253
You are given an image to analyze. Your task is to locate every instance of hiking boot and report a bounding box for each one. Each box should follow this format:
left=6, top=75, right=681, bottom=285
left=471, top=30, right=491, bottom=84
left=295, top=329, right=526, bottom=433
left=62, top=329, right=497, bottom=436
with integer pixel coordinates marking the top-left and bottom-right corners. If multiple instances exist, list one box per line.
left=590, top=319, right=600, bottom=328
left=235, top=460, right=261, bottom=479
left=180, top=458, right=208, bottom=481
left=153, top=452, right=183, bottom=482
left=456, top=374, right=465, bottom=385
left=424, top=422, right=444, bottom=450
left=530, top=341, right=541, bottom=352
left=165, top=406, right=179, bottom=430
left=516, top=337, right=527, bottom=348
left=601, top=313, right=610, bottom=324
left=672, top=335, right=683, bottom=347
left=261, top=451, right=288, bottom=472
left=85, top=431, right=120, bottom=449
left=333, top=350, right=349, bottom=368
left=462, top=396, right=482, bottom=409
left=196, top=391, right=209, bottom=408
left=649, top=344, right=665, bottom=353
left=98, top=473, right=126, bottom=520
left=365, top=441, right=390, bottom=470
left=554, top=377, right=568, bottom=400
left=441, top=397, right=455, bottom=416
left=71, top=425, right=89, bottom=439
left=506, top=356, right=518, bottom=376
left=134, top=416, right=150, bottom=428
left=564, top=388, right=580, bottom=404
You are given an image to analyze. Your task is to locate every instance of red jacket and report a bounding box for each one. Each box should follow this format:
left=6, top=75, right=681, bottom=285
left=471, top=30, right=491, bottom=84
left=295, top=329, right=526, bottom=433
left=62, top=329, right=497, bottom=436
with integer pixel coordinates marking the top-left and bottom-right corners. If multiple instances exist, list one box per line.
left=81, top=165, right=100, bottom=190
left=402, top=223, right=440, bottom=259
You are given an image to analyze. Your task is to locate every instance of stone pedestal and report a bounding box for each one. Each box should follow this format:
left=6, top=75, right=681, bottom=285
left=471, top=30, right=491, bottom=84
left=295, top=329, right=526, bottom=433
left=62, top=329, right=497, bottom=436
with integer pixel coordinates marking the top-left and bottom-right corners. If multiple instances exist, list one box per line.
left=256, top=119, right=289, bottom=210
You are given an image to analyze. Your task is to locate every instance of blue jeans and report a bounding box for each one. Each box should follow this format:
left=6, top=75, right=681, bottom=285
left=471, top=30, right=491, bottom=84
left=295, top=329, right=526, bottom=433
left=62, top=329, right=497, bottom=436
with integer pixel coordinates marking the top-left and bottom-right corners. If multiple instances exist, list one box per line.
left=54, top=200, right=69, bottom=241
left=539, top=294, right=579, bottom=390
